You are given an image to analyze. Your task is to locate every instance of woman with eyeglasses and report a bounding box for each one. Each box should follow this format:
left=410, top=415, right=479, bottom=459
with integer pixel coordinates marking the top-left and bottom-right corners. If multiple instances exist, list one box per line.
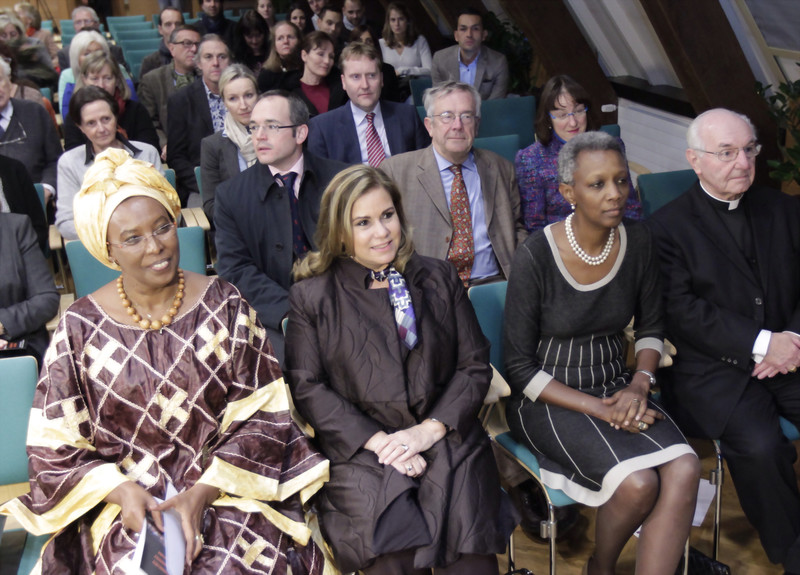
left=285, top=165, right=516, bottom=575
left=515, top=75, right=642, bottom=233
left=62, top=51, right=159, bottom=152
left=0, top=148, right=333, bottom=574
left=200, top=64, right=258, bottom=225
left=56, top=86, right=162, bottom=241
left=505, top=131, right=700, bottom=575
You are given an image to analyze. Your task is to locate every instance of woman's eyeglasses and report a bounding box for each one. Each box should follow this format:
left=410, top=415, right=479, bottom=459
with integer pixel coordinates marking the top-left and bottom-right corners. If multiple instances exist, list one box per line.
left=106, top=222, right=177, bottom=249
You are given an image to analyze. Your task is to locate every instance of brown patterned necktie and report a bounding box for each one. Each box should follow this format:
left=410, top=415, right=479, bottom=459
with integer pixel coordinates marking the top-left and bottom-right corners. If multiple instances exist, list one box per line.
left=365, top=112, right=386, bottom=167
left=447, top=164, right=474, bottom=286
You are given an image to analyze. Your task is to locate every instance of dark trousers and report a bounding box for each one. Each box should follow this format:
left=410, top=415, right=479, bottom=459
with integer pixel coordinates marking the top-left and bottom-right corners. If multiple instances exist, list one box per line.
left=717, top=373, right=800, bottom=570
left=360, top=550, right=498, bottom=575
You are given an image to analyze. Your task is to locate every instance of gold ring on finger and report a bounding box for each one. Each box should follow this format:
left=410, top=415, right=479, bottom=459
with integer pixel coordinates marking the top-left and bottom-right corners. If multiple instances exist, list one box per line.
left=637, top=421, right=648, bottom=431
left=789, top=366, right=797, bottom=373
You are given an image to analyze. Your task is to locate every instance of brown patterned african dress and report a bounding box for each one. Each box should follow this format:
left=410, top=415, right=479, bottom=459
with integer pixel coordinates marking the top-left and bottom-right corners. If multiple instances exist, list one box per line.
left=0, top=277, right=335, bottom=575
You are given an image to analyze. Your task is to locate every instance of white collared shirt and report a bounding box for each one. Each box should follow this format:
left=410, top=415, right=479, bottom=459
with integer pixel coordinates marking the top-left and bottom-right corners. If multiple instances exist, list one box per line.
left=269, top=154, right=305, bottom=198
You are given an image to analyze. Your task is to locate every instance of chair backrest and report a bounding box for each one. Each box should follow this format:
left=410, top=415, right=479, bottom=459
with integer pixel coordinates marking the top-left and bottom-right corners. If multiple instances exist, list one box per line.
left=107, top=15, right=147, bottom=24
left=410, top=76, right=433, bottom=107
left=164, top=168, right=176, bottom=189
left=477, top=95, right=536, bottom=149
left=473, top=134, right=520, bottom=164
left=637, top=169, right=697, bottom=218
left=599, top=124, right=621, bottom=138
left=467, top=281, right=508, bottom=378
left=0, top=356, right=39, bottom=485
left=120, top=38, right=162, bottom=53
left=65, top=226, right=207, bottom=298
left=34, top=183, right=46, bottom=215
left=194, top=166, right=203, bottom=199
left=416, top=105, right=426, bottom=123
left=113, top=29, right=160, bottom=42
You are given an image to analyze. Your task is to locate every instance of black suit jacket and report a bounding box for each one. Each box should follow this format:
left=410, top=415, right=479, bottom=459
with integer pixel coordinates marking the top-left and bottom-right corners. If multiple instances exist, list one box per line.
left=0, top=213, right=59, bottom=362
left=648, top=183, right=800, bottom=437
left=166, top=79, right=214, bottom=205
left=0, top=155, right=47, bottom=253
left=214, top=152, right=347, bottom=330
left=307, top=100, right=430, bottom=164
left=0, top=98, right=63, bottom=190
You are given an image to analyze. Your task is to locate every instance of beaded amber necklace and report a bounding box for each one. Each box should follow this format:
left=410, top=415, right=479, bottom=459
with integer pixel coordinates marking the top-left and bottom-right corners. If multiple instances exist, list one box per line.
left=117, top=269, right=185, bottom=330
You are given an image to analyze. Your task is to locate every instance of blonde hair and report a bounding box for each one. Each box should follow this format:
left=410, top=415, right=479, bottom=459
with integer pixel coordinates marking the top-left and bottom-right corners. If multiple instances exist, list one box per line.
left=293, top=165, right=414, bottom=280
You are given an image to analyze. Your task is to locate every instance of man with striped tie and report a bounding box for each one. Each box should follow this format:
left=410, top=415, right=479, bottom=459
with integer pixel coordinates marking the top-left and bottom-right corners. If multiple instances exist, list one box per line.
left=307, top=42, right=429, bottom=166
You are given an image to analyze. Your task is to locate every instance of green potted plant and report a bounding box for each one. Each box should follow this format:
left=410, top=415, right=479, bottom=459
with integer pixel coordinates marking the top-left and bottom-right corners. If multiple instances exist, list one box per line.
left=756, top=68, right=800, bottom=192
left=482, top=11, right=533, bottom=95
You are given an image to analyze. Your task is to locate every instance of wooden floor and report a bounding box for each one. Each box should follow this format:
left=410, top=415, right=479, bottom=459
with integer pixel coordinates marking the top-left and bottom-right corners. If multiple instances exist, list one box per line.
left=501, top=438, right=790, bottom=574
left=0, top=439, right=794, bottom=574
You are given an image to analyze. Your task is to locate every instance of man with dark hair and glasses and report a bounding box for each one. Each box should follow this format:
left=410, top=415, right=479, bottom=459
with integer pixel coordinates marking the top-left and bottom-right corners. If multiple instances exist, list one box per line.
left=139, top=25, right=202, bottom=156
left=649, top=108, right=800, bottom=574
left=214, top=91, right=347, bottom=363
left=381, top=81, right=526, bottom=287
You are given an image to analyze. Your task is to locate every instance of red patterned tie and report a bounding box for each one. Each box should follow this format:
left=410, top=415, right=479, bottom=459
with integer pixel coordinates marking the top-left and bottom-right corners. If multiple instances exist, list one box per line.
left=447, top=164, right=474, bottom=286
left=365, top=112, right=386, bottom=167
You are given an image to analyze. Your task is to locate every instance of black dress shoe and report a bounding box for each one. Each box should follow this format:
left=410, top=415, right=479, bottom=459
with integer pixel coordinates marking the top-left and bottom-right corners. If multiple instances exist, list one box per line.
left=508, top=479, right=580, bottom=543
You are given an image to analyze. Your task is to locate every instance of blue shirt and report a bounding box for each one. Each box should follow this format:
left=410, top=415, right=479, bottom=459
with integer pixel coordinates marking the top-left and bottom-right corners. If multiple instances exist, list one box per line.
left=433, top=148, right=500, bottom=279
left=458, top=50, right=479, bottom=87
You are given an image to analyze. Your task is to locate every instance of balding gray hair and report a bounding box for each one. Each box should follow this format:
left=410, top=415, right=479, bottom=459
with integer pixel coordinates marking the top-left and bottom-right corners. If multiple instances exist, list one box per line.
left=71, top=5, right=99, bottom=22
left=686, top=108, right=757, bottom=150
left=558, top=131, right=625, bottom=185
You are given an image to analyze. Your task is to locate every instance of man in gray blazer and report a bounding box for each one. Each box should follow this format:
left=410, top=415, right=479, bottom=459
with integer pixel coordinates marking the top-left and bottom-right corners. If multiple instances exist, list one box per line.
left=431, top=9, right=509, bottom=100
left=380, top=81, right=526, bottom=285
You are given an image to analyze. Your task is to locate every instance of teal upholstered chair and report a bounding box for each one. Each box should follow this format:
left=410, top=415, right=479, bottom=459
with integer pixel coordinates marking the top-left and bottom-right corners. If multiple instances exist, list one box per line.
left=637, top=169, right=697, bottom=218
left=410, top=76, right=433, bottom=107
left=468, top=281, right=576, bottom=575
left=0, top=356, right=50, bottom=574
left=477, top=95, right=536, bottom=149
left=473, top=134, right=521, bottom=163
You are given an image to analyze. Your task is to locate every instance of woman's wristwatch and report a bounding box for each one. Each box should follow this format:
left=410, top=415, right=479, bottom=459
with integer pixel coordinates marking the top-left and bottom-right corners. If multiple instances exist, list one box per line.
left=635, top=369, right=657, bottom=389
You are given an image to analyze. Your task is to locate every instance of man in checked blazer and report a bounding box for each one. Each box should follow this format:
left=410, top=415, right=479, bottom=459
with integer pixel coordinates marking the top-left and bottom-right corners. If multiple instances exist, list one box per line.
left=307, top=42, right=429, bottom=165
left=380, top=81, right=526, bottom=284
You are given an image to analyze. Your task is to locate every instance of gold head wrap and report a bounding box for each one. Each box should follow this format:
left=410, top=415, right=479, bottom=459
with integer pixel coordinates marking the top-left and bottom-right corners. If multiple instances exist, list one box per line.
left=73, top=148, right=181, bottom=270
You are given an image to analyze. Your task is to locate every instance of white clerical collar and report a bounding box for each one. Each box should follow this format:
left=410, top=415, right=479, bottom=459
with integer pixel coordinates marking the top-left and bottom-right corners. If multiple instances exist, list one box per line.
left=699, top=181, right=741, bottom=210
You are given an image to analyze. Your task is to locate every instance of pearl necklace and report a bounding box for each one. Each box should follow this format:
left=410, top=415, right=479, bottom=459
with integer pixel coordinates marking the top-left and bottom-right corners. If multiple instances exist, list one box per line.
left=117, top=269, right=185, bottom=330
left=565, top=213, right=616, bottom=266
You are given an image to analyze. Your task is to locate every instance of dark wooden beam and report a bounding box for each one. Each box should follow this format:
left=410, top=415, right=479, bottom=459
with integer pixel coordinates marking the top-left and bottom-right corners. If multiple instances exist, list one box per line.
left=493, top=0, right=618, bottom=124
left=638, top=0, right=779, bottom=187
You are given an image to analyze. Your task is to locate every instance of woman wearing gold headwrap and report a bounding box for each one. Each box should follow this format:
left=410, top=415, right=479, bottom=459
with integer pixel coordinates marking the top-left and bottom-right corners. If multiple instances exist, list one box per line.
left=0, top=148, right=334, bottom=575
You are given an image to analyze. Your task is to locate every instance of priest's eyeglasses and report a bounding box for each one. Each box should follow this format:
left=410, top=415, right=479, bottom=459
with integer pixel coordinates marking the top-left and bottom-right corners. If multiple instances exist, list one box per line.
left=693, top=143, right=762, bottom=162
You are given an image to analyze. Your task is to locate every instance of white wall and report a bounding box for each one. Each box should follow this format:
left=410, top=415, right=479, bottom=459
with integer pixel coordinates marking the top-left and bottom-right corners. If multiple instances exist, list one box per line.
left=617, top=98, right=693, bottom=179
